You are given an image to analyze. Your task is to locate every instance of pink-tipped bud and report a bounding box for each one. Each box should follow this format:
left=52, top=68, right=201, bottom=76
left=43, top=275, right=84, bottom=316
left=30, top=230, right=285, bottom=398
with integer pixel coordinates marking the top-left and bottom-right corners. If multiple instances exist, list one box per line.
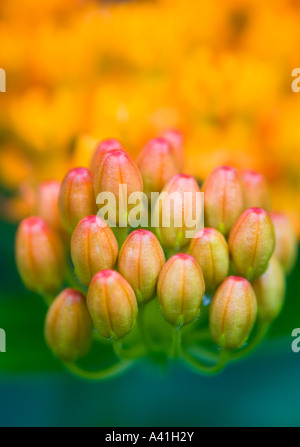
left=157, top=254, right=205, bottom=326
left=71, top=215, right=118, bottom=286
left=270, top=212, right=297, bottom=274
left=94, top=150, right=143, bottom=225
left=45, top=288, right=93, bottom=362
left=153, top=174, right=203, bottom=249
left=90, top=138, right=123, bottom=175
left=202, top=166, right=244, bottom=235
left=229, top=208, right=275, bottom=280
left=36, top=180, right=63, bottom=232
left=87, top=270, right=138, bottom=339
left=252, top=256, right=285, bottom=322
left=136, top=138, right=179, bottom=199
left=118, top=229, right=165, bottom=303
left=241, top=169, right=271, bottom=211
left=189, top=228, right=229, bottom=293
left=58, top=167, right=97, bottom=233
left=15, top=217, right=66, bottom=294
left=209, top=276, right=257, bottom=350
left=160, top=129, right=184, bottom=170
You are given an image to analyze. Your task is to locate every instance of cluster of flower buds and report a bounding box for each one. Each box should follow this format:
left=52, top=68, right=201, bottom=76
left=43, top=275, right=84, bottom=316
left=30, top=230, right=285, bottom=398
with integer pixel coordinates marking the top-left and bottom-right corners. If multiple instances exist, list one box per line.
left=15, top=129, right=298, bottom=377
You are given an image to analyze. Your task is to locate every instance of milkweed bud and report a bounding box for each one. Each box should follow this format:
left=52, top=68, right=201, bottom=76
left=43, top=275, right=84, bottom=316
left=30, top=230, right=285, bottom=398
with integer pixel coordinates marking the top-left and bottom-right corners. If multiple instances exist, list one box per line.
left=87, top=270, right=138, bottom=339
left=36, top=180, right=62, bottom=231
left=270, top=212, right=297, bottom=274
left=209, top=276, right=257, bottom=350
left=202, top=166, right=244, bottom=235
left=90, top=139, right=123, bottom=174
left=136, top=138, right=179, bottom=199
left=157, top=254, right=205, bottom=326
left=15, top=216, right=65, bottom=294
left=94, top=150, right=143, bottom=225
left=118, top=229, right=165, bottom=303
left=160, top=129, right=184, bottom=170
left=45, top=288, right=93, bottom=362
left=252, top=256, right=285, bottom=322
left=241, top=169, right=271, bottom=211
left=154, top=174, right=203, bottom=249
left=189, top=228, right=229, bottom=293
left=71, top=215, right=118, bottom=286
left=58, top=167, right=97, bottom=233
left=229, top=208, right=275, bottom=280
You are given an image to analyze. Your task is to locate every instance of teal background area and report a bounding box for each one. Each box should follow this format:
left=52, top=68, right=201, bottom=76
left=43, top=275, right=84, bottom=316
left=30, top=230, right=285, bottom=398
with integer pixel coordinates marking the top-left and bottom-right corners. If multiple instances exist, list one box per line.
left=0, top=219, right=300, bottom=427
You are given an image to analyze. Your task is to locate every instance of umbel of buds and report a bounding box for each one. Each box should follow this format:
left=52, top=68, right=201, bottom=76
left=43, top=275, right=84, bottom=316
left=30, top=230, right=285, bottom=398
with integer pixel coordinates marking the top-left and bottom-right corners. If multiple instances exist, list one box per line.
left=45, top=288, right=93, bottom=362
left=229, top=208, right=275, bottom=280
left=15, top=216, right=66, bottom=294
left=87, top=270, right=138, bottom=339
left=118, top=230, right=165, bottom=303
left=157, top=254, right=205, bottom=326
left=71, top=215, right=118, bottom=286
left=209, top=276, right=257, bottom=350
left=15, top=131, right=297, bottom=378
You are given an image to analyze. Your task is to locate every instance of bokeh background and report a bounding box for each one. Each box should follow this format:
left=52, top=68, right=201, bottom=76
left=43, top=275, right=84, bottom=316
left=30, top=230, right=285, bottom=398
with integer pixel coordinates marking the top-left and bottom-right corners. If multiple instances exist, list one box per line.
left=0, top=0, right=300, bottom=427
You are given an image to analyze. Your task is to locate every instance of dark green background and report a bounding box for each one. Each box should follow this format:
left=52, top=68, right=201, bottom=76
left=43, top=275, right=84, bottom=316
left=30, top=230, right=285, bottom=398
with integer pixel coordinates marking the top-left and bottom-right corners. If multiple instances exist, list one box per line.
left=1, top=219, right=299, bottom=427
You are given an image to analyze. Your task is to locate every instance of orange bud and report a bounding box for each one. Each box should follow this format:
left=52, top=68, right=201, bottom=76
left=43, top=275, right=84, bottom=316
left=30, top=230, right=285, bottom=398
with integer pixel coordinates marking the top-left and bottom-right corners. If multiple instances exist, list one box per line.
left=94, top=150, right=143, bottom=225
left=90, top=139, right=123, bottom=175
left=87, top=270, right=138, bottom=339
left=209, top=276, right=257, bottom=350
left=36, top=180, right=62, bottom=232
left=58, top=167, right=97, bottom=233
left=202, top=166, right=244, bottom=235
left=270, top=212, right=297, bottom=274
left=160, top=129, right=184, bottom=170
left=252, top=256, right=285, bottom=322
left=157, top=254, right=205, bottom=326
left=45, top=288, right=93, bottom=362
left=241, top=169, right=271, bottom=211
left=136, top=138, right=179, bottom=199
left=15, top=217, right=65, bottom=294
left=71, top=215, right=118, bottom=286
left=153, top=174, right=203, bottom=249
left=189, top=228, right=229, bottom=293
left=229, top=208, right=275, bottom=280
left=118, top=229, right=165, bottom=303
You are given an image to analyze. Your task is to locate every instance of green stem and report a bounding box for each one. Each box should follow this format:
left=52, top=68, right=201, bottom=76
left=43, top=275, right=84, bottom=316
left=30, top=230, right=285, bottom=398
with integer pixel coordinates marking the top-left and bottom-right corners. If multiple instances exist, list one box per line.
left=64, top=265, right=87, bottom=294
left=182, top=348, right=230, bottom=375
left=63, top=359, right=134, bottom=381
left=170, top=326, right=182, bottom=358
left=231, top=321, right=270, bottom=360
left=113, top=226, right=128, bottom=249
left=113, top=339, right=146, bottom=360
left=41, top=293, right=54, bottom=307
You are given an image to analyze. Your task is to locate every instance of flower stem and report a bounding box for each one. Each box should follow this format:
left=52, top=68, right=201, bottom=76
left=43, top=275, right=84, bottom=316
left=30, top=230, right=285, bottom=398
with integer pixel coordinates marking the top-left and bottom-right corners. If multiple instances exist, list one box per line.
left=182, top=348, right=230, bottom=375
left=170, top=326, right=182, bottom=359
left=63, top=359, right=134, bottom=381
left=231, top=321, right=270, bottom=360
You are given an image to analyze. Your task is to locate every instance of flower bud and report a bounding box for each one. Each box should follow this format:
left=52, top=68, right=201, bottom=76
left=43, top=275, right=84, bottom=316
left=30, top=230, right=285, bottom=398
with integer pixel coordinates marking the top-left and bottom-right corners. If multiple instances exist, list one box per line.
left=87, top=270, right=138, bottom=339
left=45, top=288, right=93, bottom=362
left=90, top=138, right=123, bottom=175
left=241, top=169, right=271, bottom=211
left=160, top=129, right=184, bottom=170
left=202, top=166, right=244, bottom=235
left=209, top=276, right=257, bottom=350
left=58, top=167, right=97, bottom=233
left=252, top=256, right=285, bottom=322
left=153, top=174, right=203, bottom=249
left=71, top=215, right=118, bottom=286
left=157, top=254, right=205, bottom=326
left=15, top=216, right=66, bottom=294
left=189, top=228, right=229, bottom=293
left=36, top=180, right=62, bottom=231
left=229, top=208, right=275, bottom=280
left=118, top=229, right=165, bottom=303
left=94, top=150, right=143, bottom=225
left=136, top=138, right=179, bottom=199
left=270, top=212, right=297, bottom=274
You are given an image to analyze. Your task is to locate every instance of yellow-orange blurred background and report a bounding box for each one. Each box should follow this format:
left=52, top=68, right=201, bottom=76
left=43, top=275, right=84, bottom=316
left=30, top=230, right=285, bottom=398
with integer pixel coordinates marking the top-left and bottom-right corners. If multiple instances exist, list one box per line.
left=0, top=0, right=300, bottom=232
